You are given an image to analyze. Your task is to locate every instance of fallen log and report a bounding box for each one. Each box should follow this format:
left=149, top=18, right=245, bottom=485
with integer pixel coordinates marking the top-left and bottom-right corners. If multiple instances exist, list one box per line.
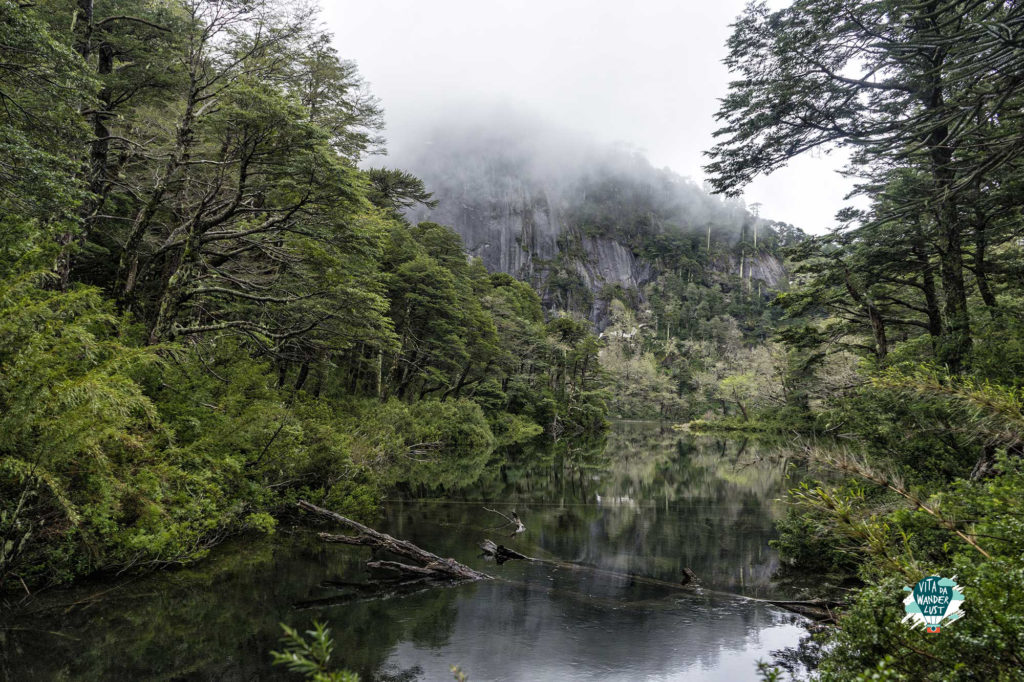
left=761, top=598, right=843, bottom=623
left=298, top=500, right=490, bottom=582
left=477, top=538, right=699, bottom=591
left=478, top=539, right=531, bottom=564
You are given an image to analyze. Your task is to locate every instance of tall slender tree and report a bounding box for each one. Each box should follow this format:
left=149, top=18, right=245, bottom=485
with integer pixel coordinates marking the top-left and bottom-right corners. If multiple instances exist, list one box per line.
left=705, top=0, right=1024, bottom=371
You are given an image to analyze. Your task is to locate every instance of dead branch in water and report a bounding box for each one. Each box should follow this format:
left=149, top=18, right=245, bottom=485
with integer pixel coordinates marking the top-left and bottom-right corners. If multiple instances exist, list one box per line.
left=482, top=507, right=526, bottom=536
left=297, top=500, right=490, bottom=582
left=478, top=538, right=699, bottom=591
left=475, top=538, right=840, bottom=619
left=759, top=598, right=843, bottom=623
left=299, top=500, right=841, bottom=622
left=478, top=539, right=530, bottom=563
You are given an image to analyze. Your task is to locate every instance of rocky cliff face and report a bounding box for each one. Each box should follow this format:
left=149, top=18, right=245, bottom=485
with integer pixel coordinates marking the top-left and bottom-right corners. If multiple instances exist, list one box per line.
left=396, top=124, right=788, bottom=327
left=711, top=252, right=787, bottom=289
left=409, top=179, right=654, bottom=318
left=410, top=183, right=787, bottom=327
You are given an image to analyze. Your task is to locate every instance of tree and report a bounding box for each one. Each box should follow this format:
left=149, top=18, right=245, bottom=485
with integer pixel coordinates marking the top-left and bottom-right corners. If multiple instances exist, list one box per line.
left=51, top=0, right=393, bottom=371
left=705, top=0, right=1024, bottom=372
left=54, top=0, right=182, bottom=288
left=365, top=167, right=438, bottom=217
left=0, top=1, right=95, bottom=271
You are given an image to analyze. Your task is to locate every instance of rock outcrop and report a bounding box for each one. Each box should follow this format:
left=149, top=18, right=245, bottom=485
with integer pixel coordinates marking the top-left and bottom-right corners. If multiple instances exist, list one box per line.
left=711, top=252, right=787, bottom=289
left=396, top=123, right=788, bottom=327
left=406, top=177, right=656, bottom=326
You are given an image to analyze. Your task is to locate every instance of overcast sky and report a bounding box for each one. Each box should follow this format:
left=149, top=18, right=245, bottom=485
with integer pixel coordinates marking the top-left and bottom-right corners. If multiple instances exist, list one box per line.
left=322, top=1, right=853, bottom=234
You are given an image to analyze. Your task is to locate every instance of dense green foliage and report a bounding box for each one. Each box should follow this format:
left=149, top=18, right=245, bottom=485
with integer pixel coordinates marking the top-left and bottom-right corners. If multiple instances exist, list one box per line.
left=0, top=0, right=607, bottom=591
left=9, top=0, right=1024, bottom=678
left=599, top=251, right=796, bottom=422
left=708, top=0, right=1024, bottom=678
left=545, top=160, right=804, bottom=420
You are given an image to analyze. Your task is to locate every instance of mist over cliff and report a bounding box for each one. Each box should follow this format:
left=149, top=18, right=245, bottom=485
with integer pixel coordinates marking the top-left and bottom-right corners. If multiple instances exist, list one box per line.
left=385, top=111, right=799, bottom=325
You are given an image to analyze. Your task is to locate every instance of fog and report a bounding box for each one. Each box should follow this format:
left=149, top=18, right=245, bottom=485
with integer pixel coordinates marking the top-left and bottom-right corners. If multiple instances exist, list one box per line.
left=392, top=107, right=761, bottom=244
left=322, top=0, right=853, bottom=233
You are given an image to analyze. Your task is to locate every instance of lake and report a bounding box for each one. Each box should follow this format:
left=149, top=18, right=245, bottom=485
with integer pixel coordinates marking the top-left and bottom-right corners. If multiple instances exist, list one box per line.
left=1, top=422, right=810, bottom=681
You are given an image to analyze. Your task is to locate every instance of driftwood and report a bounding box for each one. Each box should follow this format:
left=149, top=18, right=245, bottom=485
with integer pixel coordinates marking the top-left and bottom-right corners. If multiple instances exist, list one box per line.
left=478, top=539, right=530, bottom=564
left=299, top=500, right=841, bottom=623
left=679, top=567, right=699, bottom=586
left=761, top=598, right=844, bottom=623
left=483, top=507, right=526, bottom=536
left=477, top=538, right=700, bottom=591
left=297, top=500, right=490, bottom=582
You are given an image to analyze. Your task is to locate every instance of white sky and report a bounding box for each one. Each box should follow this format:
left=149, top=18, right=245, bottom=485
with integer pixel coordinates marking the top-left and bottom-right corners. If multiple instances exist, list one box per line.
left=322, top=0, right=853, bottom=234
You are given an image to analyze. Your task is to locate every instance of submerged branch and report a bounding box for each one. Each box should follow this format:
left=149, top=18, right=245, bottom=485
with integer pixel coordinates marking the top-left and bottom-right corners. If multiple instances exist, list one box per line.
left=482, top=507, right=526, bottom=536
left=301, top=501, right=838, bottom=622
left=297, top=500, right=491, bottom=582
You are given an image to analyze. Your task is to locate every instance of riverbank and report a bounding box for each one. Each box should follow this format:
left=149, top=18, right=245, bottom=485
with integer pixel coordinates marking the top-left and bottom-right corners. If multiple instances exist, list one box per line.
left=2, top=426, right=813, bottom=681
left=677, top=418, right=790, bottom=435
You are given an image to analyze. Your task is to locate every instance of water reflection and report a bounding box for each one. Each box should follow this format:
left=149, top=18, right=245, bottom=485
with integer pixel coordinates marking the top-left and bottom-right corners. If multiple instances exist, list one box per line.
left=1, top=422, right=807, bottom=681
left=397, top=422, right=798, bottom=596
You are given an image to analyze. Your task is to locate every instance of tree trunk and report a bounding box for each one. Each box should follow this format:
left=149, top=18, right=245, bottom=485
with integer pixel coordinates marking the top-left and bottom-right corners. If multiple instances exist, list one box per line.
left=842, top=273, right=887, bottom=361
left=294, top=362, right=310, bottom=391
left=148, top=227, right=199, bottom=343
left=925, top=68, right=971, bottom=372
left=298, top=500, right=490, bottom=582
left=56, top=0, right=101, bottom=289
left=936, top=212, right=971, bottom=373
left=376, top=351, right=383, bottom=399
left=442, top=364, right=473, bottom=401
left=118, top=71, right=200, bottom=304
left=972, top=217, right=998, bottom=314
left=912, top=229, right=943, bottom=341
left=69, top=41, right=116, bottom=283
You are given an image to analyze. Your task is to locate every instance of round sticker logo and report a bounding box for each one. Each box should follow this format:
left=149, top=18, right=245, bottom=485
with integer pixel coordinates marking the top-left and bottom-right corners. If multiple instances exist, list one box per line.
left=902, top=575, right=965, bottom=633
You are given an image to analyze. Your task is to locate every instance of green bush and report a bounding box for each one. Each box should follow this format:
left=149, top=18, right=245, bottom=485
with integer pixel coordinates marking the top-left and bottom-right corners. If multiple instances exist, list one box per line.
left=779, top=453, right=1024, bottom=679
left=272, top=621, right=360, bottom=682
left=353, top=398, right=497, bottom=489
left=0, top=275, right=219, bottom=585
left=0, top=276, right=381, bottom=588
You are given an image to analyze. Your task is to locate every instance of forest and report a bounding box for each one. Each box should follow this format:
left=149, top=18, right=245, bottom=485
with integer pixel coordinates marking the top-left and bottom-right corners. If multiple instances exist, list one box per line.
left=2, top=0, right=1024, bottom=681
left=395, top=118, right=808, bottom=422
left=0, top=0, right=606, bottom=590
left=704, top=1, right=1024, bottom=678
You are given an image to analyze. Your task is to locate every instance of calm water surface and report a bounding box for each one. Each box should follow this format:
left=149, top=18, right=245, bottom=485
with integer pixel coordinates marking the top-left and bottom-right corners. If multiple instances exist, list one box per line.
left=2, top=422, right=809, bottom=681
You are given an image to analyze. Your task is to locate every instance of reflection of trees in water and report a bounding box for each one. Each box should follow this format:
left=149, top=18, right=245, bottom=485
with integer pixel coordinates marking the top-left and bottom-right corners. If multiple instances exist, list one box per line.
left=335, top=586, right=465, bottom=678
left=389, top=583, right=799, bottom=682
left=384, top=424, right=797, bottom=597
left=2, top=422, right=801, bottom=681
left=1, top=533, right=464, bottom=681
left=410, top=421, right=799, bottom=597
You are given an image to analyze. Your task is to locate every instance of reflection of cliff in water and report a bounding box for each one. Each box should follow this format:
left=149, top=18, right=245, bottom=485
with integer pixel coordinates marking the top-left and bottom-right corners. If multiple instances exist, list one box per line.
left=393, top=421, right=798, bottom=596
left=1, top=421, right=805, bottom=682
